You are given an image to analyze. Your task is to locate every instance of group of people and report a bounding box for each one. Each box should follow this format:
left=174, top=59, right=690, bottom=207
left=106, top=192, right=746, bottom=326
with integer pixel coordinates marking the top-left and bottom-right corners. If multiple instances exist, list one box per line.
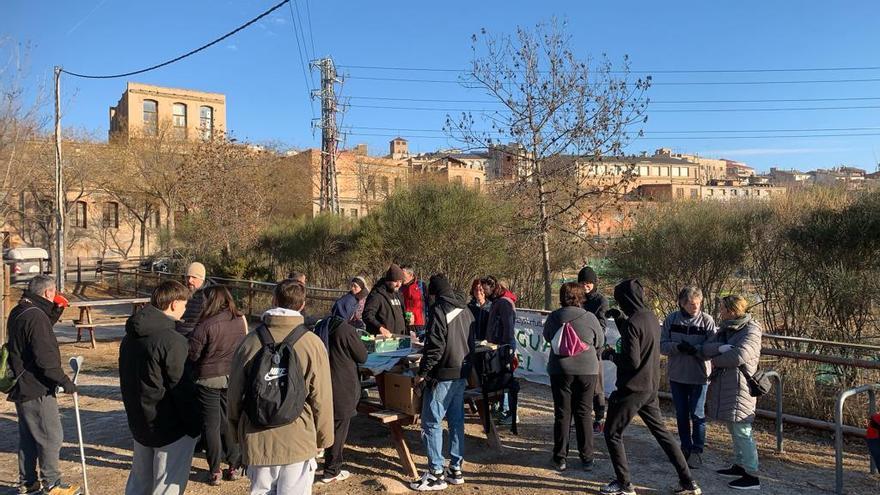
left=5, top=260, right=765, bottom=495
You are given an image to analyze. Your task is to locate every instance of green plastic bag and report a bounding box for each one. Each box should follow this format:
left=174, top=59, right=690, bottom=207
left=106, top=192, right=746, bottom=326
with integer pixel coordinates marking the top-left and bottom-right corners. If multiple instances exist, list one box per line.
left=0, top=344, right=17, bottom=394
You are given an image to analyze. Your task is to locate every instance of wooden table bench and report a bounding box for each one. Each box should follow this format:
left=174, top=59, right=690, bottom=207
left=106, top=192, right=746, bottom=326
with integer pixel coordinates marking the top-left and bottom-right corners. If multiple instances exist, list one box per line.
left=67, top=298, right=150, bottom=348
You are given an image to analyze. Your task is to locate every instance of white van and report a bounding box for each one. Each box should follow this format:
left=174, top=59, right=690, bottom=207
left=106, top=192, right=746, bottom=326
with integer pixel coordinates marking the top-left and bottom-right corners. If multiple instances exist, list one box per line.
left=3, top=247, right=50, bottom=284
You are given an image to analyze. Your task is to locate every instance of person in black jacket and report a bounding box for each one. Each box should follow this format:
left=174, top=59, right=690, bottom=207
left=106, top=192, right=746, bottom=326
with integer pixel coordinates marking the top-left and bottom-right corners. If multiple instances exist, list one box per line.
left=320, top=316, right=368, bottom=484
left=120, top=280, right=201, bottom=495
left=600, top=279, right=701, bottom=495
left=410, top=274, right=476, bottom=491
left=7, top=275, right=80, bottom=495
left=467, top=278, right=490, bottom=341
left=578, top=266, right=610, bottom=435
left=362, top=264, right=406, bottom=337
left=543, top=282, right=604, bottom=472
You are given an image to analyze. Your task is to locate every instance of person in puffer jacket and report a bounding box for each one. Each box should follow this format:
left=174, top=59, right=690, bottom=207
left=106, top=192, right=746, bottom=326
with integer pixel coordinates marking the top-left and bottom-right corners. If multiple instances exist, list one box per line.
left=660, top=287, right=717, bottom=468
left=703, top=295, right=762, bottom=491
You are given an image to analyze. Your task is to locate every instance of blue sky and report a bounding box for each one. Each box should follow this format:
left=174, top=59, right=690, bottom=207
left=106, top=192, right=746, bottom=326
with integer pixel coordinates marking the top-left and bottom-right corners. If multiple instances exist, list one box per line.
left=4, top=0, right=880, bottom=172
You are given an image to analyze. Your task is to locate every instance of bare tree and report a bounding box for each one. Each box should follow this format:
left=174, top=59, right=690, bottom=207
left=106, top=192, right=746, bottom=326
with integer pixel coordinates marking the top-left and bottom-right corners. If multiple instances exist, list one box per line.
left=446, top=20, right=650, bottom=308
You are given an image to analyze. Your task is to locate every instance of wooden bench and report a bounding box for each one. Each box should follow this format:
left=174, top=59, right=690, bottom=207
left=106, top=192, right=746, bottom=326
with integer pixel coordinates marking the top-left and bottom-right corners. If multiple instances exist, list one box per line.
left=66, top=298, right=149, bottom=348
left=463, top=388, right=503, bottom=449
left=357, top=399, right=419, bottom=479
left=74, top=322, right=126, bottom=348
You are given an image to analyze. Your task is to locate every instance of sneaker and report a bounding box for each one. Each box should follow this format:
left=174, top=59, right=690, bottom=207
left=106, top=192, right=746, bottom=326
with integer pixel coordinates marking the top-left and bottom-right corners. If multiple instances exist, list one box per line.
left=223, top=467, right=244, bottom=481
left=716, top=465, right=747, bottom=478
left=444, top=467, right=465, bottom=485
left=673, top=480, right=702, bottom=495
left=43, top=482, right=82, bottom=495
left=593, top=420, right=605, bottom=436
left=552, top=458, right=567, bottom=472
left=321, top=470, right=351, bottom=484
left=208, top=472, right=222, bottom=486
left=600, top=480, right=637, bottom=495
left=728, top=474, right=760, bottom=490
left=496, top=412, right=513, bottom=426
left=18, top=483, right=41, bottom=495
left=686, top=452, right=703, bottom=469
left=410, top=471, right=448, bottom=491
left=581, top=458, right=594, bottom=472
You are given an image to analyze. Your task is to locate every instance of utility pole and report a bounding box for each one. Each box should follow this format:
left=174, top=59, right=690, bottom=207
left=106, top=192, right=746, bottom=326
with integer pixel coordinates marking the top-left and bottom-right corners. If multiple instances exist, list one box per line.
left=312, top=57, right=341, bottom=214
left=53, top=66, right=65, bottom=292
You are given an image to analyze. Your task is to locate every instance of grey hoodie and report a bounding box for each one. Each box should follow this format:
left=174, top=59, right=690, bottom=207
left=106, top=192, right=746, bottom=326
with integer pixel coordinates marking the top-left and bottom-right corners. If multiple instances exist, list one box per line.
left=660, top=309, right=717, bottom=385
left=543, top=306, right=604, bottom=376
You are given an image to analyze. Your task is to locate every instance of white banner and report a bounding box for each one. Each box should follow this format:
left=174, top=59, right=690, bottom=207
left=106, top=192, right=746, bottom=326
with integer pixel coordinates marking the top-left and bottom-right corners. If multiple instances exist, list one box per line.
left=512, top=309, right=619, bottom=397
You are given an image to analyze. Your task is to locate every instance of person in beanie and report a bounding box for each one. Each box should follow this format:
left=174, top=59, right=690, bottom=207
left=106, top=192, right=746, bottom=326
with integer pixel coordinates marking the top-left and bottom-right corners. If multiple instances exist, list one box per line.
left=6, top=275, right=81, bottom=495
left=120, top=280, right=201, bottom=495
left=660, top=287, right=717, bottom=468
left=178, top=261, right=211, bottom=335
left=410, top=274, right=476, bottom=491
left=331, top=276, right=368, bottom=329
left=578, top=266, right=609, bottom=435
left=363, top=264, right=407, bottom=337
left=601, top=279, right=701, bottom=495
left=400, top=265, right=429, bottom=339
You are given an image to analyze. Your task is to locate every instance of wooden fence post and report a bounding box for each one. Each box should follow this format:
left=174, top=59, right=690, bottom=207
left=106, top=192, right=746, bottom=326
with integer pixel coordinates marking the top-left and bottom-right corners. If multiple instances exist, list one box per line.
left=76, top=257, right=81, bottom=284
left=247, top=281, right=254, bottom=318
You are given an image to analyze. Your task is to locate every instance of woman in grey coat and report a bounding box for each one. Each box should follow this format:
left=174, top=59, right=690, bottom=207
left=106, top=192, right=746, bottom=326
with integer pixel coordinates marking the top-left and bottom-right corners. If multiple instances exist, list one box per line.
left=703, top=295, right=762, bottom=491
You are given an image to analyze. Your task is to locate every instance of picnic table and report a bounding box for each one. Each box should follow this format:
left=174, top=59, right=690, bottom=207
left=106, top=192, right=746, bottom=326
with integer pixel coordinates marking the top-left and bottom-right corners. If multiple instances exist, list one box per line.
left=66, top=298, right=150, bottom=348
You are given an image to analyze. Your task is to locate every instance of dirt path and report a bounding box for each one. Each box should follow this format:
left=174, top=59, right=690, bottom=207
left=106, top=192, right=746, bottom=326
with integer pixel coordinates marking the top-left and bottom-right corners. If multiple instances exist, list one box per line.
left=1, top=341, right=877, bottom=494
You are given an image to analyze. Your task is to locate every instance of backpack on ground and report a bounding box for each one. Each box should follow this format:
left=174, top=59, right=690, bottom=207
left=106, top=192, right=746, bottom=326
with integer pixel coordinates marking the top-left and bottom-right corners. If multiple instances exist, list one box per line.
left=738, top=365, right=773, bottom=397
left=474, top=344, right=520, bottom=434
left=245, top=324, right=309, bottom=429
left=551, top=321, right=589, bottom=357
left=0, top=344, right=17, bottom=394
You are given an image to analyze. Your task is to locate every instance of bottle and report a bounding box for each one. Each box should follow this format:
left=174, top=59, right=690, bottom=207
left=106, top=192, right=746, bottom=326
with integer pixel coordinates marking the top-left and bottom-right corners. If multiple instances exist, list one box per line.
left=615, top=338, right=623, bottom=354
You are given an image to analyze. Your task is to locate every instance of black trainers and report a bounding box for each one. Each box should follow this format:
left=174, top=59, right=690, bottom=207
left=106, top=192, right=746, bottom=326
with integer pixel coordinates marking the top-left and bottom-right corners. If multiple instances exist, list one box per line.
left=444, top=466, right=464, bottom=485
left=552, top=458, right=567, bottom=471
left=717, top=465, right=747, bottom=477
left=673, top=480, right=702, bottom=495
left=729, top=474, right=760, bottom=490
left=600, top=480, right=637, bottom=495
left=410, top=471, right=448, bottom=491
left=686, top=452, right=703, bottom=469
left=581, top=458, right=594, bottom=472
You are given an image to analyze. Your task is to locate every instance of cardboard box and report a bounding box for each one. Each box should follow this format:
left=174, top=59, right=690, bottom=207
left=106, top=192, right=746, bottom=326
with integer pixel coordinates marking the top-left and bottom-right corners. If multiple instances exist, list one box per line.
left=382, top=372, right=422, bottom=416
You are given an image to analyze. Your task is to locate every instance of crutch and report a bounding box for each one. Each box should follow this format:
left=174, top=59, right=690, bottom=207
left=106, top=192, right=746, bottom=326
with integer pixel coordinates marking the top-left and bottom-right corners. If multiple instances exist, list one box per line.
left=69, top=356, right=90, bottom=495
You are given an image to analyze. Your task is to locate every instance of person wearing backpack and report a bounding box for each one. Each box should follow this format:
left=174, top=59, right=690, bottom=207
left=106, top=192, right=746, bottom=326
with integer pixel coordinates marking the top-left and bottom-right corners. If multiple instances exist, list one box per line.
left=320, top=315, right=368, bottom=484
left=6, top=275, right=80, bottom=495
left=119, top=280, right=201, bottom=495
left=660, top=287, right=717, bottom=469
left=543, top=282, right=604, bottom=473
left=410, top=274, right=476, bottom=491
left=702, top=295, right=762, bottom=491
left=227, top=278, right=333, bottom=495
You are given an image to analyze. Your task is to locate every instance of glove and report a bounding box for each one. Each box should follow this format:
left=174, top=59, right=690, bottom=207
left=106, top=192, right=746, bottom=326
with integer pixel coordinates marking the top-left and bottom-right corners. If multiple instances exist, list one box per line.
left=718, top=344, right=733, bottom=354
left=61, top=380, right=77, bottom=394
left=601, top=347, right=616, bottom=361
left=677, top=342, right=697, bottom=355
left=606, top=308, right=622, bottom=320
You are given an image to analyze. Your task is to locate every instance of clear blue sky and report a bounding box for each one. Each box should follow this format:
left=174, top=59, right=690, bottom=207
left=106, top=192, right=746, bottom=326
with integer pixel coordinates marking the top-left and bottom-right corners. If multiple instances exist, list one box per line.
left=5, top=0, right=880, bottom=172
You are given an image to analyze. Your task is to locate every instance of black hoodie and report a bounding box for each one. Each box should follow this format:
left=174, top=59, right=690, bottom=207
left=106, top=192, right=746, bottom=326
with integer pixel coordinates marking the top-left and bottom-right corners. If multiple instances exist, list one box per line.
left=327, top=317, right=368, bottom=418
left=119, top=304, right=200, bottom=447
left=362, top=278, right=406, bottom=336
left=418, top=277, right=476, bottom=381
left=612, top=279, right=661, bottom=394
left=6, top=291, right=73, bottom=403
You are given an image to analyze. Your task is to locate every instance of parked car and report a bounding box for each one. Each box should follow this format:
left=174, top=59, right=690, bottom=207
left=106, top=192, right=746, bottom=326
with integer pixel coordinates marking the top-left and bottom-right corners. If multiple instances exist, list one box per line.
left=3, top=247, right=50, bottom=284
left=139, top=257, right=171, bottom=273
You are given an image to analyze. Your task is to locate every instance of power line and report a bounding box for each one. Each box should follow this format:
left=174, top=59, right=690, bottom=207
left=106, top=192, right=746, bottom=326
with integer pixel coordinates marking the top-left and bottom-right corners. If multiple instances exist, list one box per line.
left=337, top=63, right=880, bottom=75
left=61, top=0, right=291, bottom=79
left=344, top=131, right=880, bottom=141
left=345, top=125, right=880, bottom=134
left=303, top=0, right=317, bottom=59
left=344, top=75, right=880, bottom=86
left=346, top=103, right=880, bottom=113
left=286, top=0, right=315, bottom=119
left=345, top=95, right=880, bottom=105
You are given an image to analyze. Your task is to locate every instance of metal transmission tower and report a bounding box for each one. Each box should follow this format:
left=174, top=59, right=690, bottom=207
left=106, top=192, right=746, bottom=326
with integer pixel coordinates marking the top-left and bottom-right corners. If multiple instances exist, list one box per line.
left=312, top=57, right=343, bottom=214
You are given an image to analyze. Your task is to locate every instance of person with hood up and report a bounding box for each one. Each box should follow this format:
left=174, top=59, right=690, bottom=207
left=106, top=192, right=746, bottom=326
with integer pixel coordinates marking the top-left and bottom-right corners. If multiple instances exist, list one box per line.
left=702, top=295, right=762, bottom=491
left=320, top=304, right=368, bottom=484
left=6, top=275, right=80, bottom=495
left=363, top=264, right=407, bottom=337
left=330, top=276, right=368, bottom=329
left=578, top=266, right=610, bottom=435
left=660, top=287, right=717, bottom=469
left=543, top=282, right=604, bottom=472
left=410, top=274, right=476, bottom=491
left=601, top=279, right=701, bottom=495
left=120, top=280, right=201, bottom=495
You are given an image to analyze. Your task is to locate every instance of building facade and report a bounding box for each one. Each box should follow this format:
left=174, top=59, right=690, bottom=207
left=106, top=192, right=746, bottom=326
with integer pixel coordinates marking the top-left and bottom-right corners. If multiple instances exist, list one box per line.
left=109, top=82, right=226, bottom=141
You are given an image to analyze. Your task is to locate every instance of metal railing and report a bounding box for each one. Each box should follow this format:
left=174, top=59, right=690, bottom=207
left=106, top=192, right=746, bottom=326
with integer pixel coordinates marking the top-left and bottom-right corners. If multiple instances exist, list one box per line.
left=834, top=383, right=879, bottom=495
left=763, top=370, right=785, bottom=453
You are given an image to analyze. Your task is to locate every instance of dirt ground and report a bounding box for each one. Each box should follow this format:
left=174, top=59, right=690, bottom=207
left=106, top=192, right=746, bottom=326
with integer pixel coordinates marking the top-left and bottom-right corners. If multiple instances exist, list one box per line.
left=1, top=336, right=879, bottom=494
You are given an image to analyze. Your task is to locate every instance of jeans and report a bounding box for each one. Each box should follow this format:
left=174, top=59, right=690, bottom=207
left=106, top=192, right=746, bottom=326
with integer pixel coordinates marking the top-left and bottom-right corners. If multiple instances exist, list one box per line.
left=421, top=378, right=467, bottom=473
left=726, top=421, right=759, bottom=474
left=15, top=396, right=63, bottom=488
left=126, top=435, right=198, bottom=495
left=197, top=385, right=241, bottom=473
left=669, top=381, right=707, bottom=454
left=550, top=374, right=596, bottom=462
left=604, top=391, right=692, bottom=487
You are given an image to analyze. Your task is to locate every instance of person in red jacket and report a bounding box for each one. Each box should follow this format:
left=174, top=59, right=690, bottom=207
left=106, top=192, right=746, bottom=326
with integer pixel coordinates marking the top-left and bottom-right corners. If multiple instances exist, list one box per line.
left=867, top=412, right=880, bottom=467
left=400, top=265, right=428, bottom=340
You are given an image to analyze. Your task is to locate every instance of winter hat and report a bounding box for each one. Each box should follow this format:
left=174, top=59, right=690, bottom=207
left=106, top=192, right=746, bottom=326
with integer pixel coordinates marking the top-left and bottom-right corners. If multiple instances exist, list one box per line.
left=186, top=262, right=206, bottom=280
left=385, top=264, right=405, bottom=282
left=577, top=266, right=599, bottom=285
left=351, top=276, right=368, bottom=292
left=428, top=273, right=454, bottom=298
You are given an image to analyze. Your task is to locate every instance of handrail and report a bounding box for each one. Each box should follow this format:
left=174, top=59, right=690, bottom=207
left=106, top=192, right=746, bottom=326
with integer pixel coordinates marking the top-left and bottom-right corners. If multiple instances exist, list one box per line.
left=763, top=371, right=784, bottom=453
left=764, top=333, right=880, bottom=352
left=834, top=383, right=879, bottom=495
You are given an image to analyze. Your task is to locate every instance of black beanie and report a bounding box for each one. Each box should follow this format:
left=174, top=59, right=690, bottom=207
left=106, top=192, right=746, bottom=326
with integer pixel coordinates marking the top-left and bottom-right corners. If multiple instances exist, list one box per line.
left=428, top=274, right=454, bottom=298
left=386, top=264, right=405, bottom=282
left=577, top=266, right=599, bottom=285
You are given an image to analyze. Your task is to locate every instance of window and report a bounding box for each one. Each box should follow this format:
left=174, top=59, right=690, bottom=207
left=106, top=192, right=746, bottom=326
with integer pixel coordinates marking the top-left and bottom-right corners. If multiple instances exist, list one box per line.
left=707, top=189, right=714, bottom=196
left=102, top=202, right=119, bottom=228
left=172, top=103, right=187, bottom=139
left=676, top=187, right=684, bottom=198
left=638, top=166, right=649, bottom=176
left=199, top=106, right=213, bottom=140
left=152, top=209, right=161, bottom=228
left=367, top=175, right=376, bottom=200
left=380, top=176, right=390, bottom=196
left=73, top=201, right=87, bottom=228
left=651, top=166, right=660, bottom=176
left=143, top=100, right=158, bottom=136
left=690, top=188, right=698, bottom=199
left=394, top=177, right=402, bottom=190
left=452, top=176, right=463, bottom=184
left=659, top=167, right=669, bottom=177
left=474, top=177, right=481, bottom=189
left=350, top=209, right=358, bottom=218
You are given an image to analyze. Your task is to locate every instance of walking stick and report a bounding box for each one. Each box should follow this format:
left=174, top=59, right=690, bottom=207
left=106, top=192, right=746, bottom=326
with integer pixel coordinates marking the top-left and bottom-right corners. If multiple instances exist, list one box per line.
left=69, top=356, right=90, bottom=495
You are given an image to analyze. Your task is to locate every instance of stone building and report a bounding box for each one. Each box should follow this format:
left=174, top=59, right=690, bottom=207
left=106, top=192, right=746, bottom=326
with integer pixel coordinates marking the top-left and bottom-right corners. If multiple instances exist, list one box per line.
left=109, top=82, right=226, bottom=141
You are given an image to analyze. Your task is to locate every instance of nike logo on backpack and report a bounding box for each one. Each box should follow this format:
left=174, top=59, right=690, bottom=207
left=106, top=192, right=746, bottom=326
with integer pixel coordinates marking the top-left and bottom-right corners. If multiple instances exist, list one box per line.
left=264, top=367, right=288, bottom=381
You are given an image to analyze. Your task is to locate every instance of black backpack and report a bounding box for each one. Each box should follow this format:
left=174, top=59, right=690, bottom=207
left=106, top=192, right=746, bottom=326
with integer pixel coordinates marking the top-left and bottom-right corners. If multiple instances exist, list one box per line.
left=474, top=344, right=520, bottom=434
left=739, top=365, right=773, bottom=397
left=245, top=324, right=309, bottom=429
